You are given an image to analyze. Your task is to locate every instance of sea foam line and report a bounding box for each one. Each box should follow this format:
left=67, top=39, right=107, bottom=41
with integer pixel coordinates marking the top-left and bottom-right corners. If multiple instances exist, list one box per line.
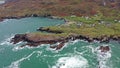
left=0, top=35, right=14, bottom=46
left=12, top=44, right=50, bottom=51
left=4, top=51, right=42, bottom=68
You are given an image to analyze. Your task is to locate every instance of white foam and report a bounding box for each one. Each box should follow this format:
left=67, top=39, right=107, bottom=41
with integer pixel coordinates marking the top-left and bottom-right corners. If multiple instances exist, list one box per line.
left=12, top=46, right=25, bottom=51
left=86, top=45, right=95, bottom=54
left=36, top=51, right=42, bottom=58
left=5, top=51, right=42, bottom=68
left=74, top=47, right=86, bottom=55
left=5, top=52, right=34, bottom=68
left=45, top=42, right=69, bottom=53
left=12, top=44, right=49, bottom=51
left=0, top=19, right=12, bottom=24
left=11, top=40, right=79, bottom=52
left=12, top=45, right=36, bottom=51
left=96, top=45, right=112, bottom=68
left=52, top=55, right=88, bottom=68
left=56, top=43, right=70, bottom=52
left=0, top=35, right=14, bottom=46
left=70, top=40, right=80, bottom=45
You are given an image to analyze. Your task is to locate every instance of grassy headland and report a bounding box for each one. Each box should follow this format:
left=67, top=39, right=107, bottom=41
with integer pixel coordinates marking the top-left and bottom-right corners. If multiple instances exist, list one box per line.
left=40, top=16, right=120, bottom=38
left=0, top=0, right=120, bottom=44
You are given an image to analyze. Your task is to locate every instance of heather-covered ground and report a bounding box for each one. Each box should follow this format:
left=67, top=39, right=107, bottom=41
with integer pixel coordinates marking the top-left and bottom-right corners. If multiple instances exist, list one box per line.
left=0, top=0, right=120, bottom=20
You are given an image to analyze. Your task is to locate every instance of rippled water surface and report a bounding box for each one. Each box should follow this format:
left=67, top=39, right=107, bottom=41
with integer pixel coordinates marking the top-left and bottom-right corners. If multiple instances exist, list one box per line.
left=0, top=17, right=120, bottom=68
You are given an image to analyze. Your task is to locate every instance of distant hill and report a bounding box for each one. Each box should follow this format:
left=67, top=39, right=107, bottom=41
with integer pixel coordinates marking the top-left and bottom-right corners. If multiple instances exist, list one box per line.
left=0, top=0, right=120, bottom=20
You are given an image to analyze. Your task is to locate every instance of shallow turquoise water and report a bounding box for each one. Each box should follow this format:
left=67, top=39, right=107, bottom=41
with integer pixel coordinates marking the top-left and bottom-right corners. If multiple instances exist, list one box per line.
left=0, top=17, right=120, bottom=68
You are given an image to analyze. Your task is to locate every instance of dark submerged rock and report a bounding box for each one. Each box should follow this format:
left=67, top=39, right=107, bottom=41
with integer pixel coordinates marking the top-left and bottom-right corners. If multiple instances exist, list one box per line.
left=99, top=46, right=110, bottom=52
left=56, top=42, right=65, bottom=50
left=50, top=42, right=65, bottom=50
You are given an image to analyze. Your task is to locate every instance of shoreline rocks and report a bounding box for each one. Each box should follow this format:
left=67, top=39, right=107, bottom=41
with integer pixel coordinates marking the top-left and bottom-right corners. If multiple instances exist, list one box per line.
left=10, top=33, right=68, bottom=50
left=10, top=33, right=120, bottom=50
left=36, top=27, right=120, bottom=43
left=96, top=45, right=111, bottom=68
left=99, top=46, right=110, bottom=52
left=37, top=27, right=63, bottom=34
left=0, top=14, right=65, bottom=22
left=1, top=14, right=119, bottom=50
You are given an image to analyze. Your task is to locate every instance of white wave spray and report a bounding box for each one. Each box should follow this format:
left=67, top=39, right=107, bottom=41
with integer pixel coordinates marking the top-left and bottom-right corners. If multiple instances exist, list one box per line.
left=96, top=45, right=112, bottom=68
left=52, top=55, right=89, bottom=68
left=0, top=35, right=14, bottom=46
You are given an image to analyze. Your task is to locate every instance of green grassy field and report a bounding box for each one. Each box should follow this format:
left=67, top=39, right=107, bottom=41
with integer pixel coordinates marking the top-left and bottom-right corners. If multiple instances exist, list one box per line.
left=37, top=16, right=120, bottom=38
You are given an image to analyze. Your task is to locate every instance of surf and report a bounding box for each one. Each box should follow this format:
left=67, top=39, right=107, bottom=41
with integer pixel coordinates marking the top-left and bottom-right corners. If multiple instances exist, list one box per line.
left=96, top=45, right=112, bottom=68
left=52, top=55, right=89, bottom=68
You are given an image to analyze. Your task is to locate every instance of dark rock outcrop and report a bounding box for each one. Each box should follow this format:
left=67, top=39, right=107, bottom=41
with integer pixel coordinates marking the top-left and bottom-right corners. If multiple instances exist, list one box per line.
left=10, top=33, right=67, bottom=49
left=99, top=46, right=110, bottom=52
left=37, top=27, right=63, bottom=34
left=10, top=34, right=26, bottom=44
left=10, top=32, right=120, bottom=50
left=50, top=42, right=65, bottom=50
left=0, top=14, right=39, bottom=22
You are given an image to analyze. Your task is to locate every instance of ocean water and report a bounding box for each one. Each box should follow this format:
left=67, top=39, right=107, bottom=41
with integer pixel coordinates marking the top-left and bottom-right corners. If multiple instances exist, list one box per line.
left=0, top=17, right=120, bottom=68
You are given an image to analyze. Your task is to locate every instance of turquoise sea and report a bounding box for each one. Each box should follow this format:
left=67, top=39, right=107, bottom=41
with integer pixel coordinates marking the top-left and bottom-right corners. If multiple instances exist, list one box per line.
left=0, top=17, right=120, bottom=68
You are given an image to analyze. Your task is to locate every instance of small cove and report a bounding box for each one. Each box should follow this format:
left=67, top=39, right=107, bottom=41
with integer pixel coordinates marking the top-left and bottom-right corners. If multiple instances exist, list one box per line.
left=0, top=17, right=120, bottom=68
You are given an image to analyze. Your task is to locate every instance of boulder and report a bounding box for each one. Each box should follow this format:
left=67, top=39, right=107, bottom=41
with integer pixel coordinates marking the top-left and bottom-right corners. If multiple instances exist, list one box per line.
left=99, top=46, right=110, bottom=52
left=10, top=34, right=26, bottom=44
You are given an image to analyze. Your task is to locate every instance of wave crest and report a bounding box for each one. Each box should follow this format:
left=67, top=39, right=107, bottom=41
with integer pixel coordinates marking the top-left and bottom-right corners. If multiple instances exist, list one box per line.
left=52, top=55, right=88, bottom=68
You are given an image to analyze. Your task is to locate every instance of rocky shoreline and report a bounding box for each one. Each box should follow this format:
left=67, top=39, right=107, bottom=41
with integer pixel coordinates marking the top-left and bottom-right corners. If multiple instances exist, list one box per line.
left=37, top=27, right=120, bottom=43
left=10, top=28, right=120, bottom=50
left=10, top=33, right=68, bottom=50
left=0, top=14, right=65, bottom=22
left=0, top=14, right=119, bottom=50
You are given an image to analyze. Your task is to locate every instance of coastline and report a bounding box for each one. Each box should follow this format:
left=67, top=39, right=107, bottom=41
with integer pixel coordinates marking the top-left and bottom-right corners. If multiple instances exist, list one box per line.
left=0, top=14, right=66, bottom=22
left=0, top=14, right=119, bottom=50
left=0, top=0, right=120, bottom=68
left=10, top=27, right=120, bottom=50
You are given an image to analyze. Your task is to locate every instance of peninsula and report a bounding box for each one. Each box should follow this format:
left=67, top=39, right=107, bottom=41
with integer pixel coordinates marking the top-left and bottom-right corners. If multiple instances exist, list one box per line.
left=0, top=0, right=120, bottom=49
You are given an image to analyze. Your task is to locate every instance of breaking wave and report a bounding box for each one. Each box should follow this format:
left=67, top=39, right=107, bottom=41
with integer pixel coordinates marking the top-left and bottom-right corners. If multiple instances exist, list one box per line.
left=52, top=55, right=89, bottom=68
left=96, top=45, right=112, bottom=68
left=12, top=44, right=49, bottom=51
left=0, top=35, right=14, bottom=46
